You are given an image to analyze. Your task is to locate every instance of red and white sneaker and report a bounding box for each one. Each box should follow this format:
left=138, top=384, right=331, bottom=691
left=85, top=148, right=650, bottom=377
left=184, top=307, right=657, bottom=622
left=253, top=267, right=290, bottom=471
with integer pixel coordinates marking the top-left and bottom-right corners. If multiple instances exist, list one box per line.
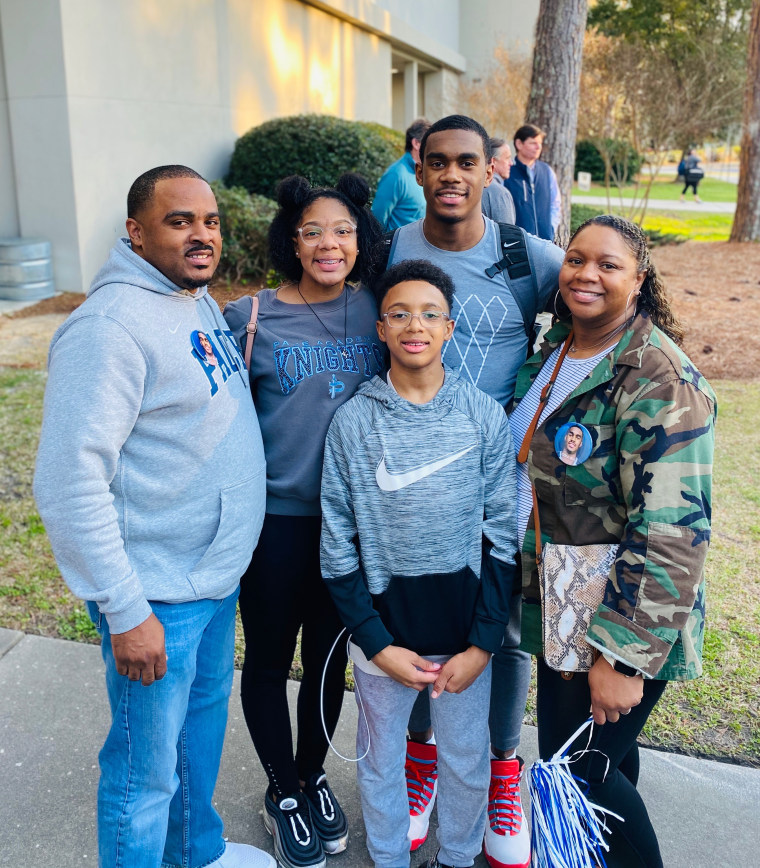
left=405, top=739, right=438, bottom=851
left=483, top=757, right=530, bottom=868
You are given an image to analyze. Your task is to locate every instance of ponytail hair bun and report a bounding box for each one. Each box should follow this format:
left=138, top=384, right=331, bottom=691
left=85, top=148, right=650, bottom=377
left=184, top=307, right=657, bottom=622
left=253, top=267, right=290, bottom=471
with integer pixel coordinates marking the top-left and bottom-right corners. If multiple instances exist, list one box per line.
left=276, top=175, right=312, bottom=209
left=335, top=173, right=370, bottom=209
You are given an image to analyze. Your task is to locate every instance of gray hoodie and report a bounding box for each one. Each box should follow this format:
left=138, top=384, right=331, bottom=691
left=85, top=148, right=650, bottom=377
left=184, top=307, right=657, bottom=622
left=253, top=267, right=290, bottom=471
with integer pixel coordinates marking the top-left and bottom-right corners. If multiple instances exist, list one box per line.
left=320, top=368, right=517, bottom=659
left=34, top=239, right=266, bottom=633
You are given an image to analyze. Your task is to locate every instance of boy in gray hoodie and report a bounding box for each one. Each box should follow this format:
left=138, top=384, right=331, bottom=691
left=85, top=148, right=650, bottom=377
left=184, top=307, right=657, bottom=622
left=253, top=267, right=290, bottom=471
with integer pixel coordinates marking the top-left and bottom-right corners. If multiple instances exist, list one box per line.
left=320, top=259, right=517, bottom=868
left=34, top=166, right=273, bottom=868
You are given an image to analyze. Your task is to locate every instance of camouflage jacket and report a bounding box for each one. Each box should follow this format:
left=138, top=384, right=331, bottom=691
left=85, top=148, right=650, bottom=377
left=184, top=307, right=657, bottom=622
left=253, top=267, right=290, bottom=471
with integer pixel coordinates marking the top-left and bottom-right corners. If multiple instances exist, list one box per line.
left=515, top=311, right=716, bottom=680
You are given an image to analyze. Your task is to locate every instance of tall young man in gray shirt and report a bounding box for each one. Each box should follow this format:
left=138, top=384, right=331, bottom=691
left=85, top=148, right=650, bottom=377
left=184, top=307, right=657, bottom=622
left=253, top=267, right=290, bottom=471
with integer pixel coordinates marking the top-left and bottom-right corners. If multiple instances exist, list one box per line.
left=383, top=115, right=564, bottom=868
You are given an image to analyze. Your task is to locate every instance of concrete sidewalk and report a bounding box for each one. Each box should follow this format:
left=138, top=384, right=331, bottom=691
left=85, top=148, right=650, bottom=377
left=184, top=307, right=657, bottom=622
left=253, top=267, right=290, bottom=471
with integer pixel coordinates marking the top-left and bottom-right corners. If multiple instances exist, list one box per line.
left=571, top=194, right=736, bottom=214
left=1, top=629, right=758, bottom=867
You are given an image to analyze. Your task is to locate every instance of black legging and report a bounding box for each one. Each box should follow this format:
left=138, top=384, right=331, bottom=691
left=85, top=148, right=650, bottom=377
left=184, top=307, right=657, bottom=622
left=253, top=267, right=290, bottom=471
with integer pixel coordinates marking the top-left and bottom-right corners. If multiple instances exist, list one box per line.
left=536, top=658, right=668, bottom=868
left=239, top=513, right=347, bottom=798
left=682, top=178, right=700, bottom=196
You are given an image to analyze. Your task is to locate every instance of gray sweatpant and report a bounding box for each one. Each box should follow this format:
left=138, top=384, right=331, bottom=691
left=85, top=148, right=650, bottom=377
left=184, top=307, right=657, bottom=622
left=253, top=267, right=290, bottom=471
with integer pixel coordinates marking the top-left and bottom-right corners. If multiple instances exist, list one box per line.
left=354, top=662, right=492, bottom=868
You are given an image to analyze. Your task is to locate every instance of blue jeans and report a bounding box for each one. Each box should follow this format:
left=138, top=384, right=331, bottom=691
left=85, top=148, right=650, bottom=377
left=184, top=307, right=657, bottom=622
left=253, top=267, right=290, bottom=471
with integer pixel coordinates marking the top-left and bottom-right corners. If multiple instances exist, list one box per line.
left=88, top=590, right=239, bottom=868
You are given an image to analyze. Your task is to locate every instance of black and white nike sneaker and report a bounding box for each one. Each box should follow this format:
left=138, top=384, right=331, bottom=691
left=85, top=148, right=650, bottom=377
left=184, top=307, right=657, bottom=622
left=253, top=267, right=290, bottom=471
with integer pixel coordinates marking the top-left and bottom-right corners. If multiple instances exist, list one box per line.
left=263, top=789, right=326, bottom=868
left=302, top=772, right=349, bottom=855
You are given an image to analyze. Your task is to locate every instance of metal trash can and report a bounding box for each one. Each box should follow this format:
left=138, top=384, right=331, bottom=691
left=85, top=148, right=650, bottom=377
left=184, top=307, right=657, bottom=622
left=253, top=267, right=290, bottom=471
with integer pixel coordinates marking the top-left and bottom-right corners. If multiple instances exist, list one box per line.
left=0, top=237, right=56, bottom=301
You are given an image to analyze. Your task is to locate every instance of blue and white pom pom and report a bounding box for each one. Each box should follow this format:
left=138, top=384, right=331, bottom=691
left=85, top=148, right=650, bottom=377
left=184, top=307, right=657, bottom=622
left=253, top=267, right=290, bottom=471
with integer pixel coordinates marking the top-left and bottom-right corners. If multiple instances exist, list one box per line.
left=529, top=717, right=622, bottom=868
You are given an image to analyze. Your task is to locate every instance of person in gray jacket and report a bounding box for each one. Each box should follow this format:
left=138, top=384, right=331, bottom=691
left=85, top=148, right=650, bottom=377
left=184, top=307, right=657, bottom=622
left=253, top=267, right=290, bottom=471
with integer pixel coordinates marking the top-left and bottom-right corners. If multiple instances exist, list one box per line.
left=321, top=259, right=517, bottom=868
left=481, top=136, right=516, bottom=224
left=33, top=166, right=273, bottom=868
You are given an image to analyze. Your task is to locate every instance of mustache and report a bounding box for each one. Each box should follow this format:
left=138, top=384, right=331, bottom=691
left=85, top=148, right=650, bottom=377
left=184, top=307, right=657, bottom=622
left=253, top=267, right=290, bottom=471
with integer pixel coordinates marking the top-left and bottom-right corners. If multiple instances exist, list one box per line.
left=186, top=244, right=215, bottom=255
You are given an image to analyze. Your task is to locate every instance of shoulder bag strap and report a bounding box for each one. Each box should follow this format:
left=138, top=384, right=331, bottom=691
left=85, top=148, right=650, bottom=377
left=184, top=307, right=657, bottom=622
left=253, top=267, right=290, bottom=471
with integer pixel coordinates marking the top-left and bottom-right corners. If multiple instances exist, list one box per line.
left=516, top=332, right=573, bottom=563
left=244, top=294, right=259, bottom=371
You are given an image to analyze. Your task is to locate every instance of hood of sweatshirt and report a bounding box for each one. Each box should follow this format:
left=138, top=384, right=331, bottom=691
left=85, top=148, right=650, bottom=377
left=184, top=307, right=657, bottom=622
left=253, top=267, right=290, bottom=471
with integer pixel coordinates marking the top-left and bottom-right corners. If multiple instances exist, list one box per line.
left=352, top=365, right=466, bottom=416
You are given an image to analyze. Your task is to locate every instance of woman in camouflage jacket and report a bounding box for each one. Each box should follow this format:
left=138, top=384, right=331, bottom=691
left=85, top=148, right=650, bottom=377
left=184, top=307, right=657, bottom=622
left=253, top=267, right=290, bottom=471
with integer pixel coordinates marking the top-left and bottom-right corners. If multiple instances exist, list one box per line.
left=511, top=215, right=716, bottom=867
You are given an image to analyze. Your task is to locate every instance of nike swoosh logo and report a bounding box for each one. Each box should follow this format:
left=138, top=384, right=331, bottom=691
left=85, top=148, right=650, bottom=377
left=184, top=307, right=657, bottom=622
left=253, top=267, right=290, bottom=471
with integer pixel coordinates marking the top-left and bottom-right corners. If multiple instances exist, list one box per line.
left=502, top=240, right=520, bottom=248
left=375, top=445, right=476, bottom=492
left=169, top=323, right=181, bottom=334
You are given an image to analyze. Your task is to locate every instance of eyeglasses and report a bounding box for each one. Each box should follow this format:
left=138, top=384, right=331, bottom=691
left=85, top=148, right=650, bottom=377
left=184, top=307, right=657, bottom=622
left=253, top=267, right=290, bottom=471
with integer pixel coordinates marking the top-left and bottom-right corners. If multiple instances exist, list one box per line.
left=382, top=310, right=451, bottom=328
left=295, top=222, right=357, bottom=246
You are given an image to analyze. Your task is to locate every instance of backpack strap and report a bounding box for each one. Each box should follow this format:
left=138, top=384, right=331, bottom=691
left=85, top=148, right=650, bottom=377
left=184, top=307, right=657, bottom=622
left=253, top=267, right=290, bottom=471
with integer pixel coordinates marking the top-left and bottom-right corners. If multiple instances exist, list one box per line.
left=243, top=294, right=259, bottom=370
left=485, top=223, right=540, bottom=341
left=378, top=229, right=397, bottom=275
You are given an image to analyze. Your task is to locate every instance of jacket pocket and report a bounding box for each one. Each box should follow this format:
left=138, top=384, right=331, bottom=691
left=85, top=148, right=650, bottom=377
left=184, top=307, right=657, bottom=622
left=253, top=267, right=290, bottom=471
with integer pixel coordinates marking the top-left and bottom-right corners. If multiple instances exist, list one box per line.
left=371, top=567, right=480, bottom=656
left=189, top=471, right=266, bottom=590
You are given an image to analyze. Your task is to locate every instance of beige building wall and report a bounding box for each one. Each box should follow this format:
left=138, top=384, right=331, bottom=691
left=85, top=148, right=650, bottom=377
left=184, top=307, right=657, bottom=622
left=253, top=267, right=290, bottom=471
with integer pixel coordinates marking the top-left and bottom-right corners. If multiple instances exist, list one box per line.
left=459, top=0, right=539, bottom=70
left=0, top=0, right=469, bottom=291
left=0, top=29, right=18, bottom=238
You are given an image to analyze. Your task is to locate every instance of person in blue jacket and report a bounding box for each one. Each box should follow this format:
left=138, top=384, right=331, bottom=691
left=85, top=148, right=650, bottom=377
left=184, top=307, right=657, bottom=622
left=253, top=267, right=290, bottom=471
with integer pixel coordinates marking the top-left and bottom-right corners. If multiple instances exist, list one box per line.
left=371, top=119, right=430, bottom=230
left=503, top=123, right=561, bottom=241
left=34, top=166, right=273, bottom=868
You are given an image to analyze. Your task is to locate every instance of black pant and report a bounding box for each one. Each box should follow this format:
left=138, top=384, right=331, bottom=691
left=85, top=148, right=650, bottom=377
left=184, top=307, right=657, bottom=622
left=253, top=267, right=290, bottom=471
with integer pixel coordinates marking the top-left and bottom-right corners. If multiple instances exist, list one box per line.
left=239, top=513, right=347, bottom=797
left=682, top=179, right=700, bottom=195
left=536, top=658, right=668, bottom=868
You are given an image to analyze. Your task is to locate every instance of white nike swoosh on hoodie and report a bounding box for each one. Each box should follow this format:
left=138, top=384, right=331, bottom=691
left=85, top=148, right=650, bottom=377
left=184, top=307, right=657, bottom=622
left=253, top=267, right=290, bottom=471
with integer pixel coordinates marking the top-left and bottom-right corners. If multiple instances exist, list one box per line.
left=375, top=444, right=476, bottom=492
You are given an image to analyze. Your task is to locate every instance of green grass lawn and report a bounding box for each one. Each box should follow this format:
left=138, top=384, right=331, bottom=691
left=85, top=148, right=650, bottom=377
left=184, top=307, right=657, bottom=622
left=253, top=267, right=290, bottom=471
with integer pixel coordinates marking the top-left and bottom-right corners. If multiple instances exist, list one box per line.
left=570, top=202, right=734, bottom=243
left=640, top=212, right=734, bottom=243
left=573, top=175, right=738, bottom=203
left=1, top=368, right=757, bottom=765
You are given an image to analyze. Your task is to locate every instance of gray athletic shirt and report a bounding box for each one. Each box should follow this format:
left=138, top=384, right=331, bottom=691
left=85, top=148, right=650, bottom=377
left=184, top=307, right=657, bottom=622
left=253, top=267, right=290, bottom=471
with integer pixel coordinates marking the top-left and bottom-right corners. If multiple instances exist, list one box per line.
left=389, top=217, right=563, bottom=406
left=224, top=285, right=384, bottom=515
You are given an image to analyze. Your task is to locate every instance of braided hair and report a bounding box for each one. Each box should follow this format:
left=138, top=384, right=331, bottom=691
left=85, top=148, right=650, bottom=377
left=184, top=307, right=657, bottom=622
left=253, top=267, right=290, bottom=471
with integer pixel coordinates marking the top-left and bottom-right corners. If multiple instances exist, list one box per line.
left=563, top=215, right=685, bottom=345
left=268, top=173, right=382, bottom=285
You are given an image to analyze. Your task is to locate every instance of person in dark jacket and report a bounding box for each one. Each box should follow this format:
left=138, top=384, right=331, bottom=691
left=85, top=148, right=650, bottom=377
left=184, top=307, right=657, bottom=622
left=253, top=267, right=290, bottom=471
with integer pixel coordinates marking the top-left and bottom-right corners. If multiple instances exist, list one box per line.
left=503, top=123, right=561, bottom=241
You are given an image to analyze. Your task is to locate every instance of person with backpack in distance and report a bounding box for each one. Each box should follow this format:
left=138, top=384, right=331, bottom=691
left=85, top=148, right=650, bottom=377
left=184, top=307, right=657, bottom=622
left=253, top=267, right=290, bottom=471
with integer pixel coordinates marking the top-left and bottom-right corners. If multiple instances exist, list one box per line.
left=374, top=114, right=564, bottom=868
left=320, top=258, right=518, bottom=868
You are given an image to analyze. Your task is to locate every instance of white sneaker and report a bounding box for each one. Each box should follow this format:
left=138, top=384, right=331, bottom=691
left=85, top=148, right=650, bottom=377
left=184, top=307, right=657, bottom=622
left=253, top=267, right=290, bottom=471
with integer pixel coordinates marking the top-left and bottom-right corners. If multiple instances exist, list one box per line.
left=212, top=841, right=277, bottom=868
left=483, top=757, right=530, bottom=868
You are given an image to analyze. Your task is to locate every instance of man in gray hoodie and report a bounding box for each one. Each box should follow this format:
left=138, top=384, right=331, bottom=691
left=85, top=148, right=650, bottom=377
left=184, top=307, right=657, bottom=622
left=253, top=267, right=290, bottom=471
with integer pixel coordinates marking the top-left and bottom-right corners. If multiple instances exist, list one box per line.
left=34, top=166, right=273, bottom=868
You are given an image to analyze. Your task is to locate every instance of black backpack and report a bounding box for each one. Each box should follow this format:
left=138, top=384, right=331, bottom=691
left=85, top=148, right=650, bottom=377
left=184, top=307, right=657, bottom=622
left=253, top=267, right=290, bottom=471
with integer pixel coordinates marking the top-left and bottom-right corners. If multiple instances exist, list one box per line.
left=377, top=223, right=541, bottom=342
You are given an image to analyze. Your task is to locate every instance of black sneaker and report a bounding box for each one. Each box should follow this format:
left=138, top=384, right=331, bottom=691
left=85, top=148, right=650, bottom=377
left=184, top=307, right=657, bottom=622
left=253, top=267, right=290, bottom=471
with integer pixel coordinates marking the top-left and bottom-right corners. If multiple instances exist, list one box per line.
left=263, top=789, right=326, bottom=868
left=302, top=772, right=349, bottom=855
left=416, top=854, right=453, bottom=868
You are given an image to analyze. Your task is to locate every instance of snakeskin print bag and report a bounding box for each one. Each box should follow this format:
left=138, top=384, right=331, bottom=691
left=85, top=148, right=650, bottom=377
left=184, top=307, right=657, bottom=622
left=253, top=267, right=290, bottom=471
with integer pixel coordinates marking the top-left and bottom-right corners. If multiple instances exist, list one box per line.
left=539, top=542, right=617, bottom=672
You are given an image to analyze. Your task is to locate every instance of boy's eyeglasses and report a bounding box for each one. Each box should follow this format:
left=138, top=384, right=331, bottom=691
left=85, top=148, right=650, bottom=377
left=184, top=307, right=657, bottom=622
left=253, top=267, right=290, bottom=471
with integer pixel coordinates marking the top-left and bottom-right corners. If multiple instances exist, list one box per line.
left=295, top=223, right=357, bottom=246
left=382, top=310, right=451, bottom=328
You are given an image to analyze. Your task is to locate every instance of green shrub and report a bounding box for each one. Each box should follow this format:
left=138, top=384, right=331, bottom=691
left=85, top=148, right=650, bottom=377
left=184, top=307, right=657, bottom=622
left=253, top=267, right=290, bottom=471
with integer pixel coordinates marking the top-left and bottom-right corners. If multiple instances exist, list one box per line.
left=211, top=181, right=277, bottom=281
left=226, top=114, right=404, bottom=199
left=575, top=139, right=642, bottom=184
left=570, top=203, right=605, bottom=234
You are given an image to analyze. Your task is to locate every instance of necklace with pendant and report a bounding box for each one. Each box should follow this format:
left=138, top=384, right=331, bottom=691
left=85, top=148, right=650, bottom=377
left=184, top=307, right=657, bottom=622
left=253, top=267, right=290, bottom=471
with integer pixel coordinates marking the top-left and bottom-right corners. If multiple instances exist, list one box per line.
left=568, top=316, right=632, bottom=355
left=296, top=283, right=349, bottom=359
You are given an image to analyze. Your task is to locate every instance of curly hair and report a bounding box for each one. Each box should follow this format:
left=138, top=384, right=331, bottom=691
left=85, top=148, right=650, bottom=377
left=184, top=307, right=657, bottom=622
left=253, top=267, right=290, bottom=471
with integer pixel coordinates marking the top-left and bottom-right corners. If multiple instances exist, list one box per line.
left=374, top=259, right=455, bottom=311
left=268, top=173, right=382, bottom=285
left=560, top=214, right=685, bottom=345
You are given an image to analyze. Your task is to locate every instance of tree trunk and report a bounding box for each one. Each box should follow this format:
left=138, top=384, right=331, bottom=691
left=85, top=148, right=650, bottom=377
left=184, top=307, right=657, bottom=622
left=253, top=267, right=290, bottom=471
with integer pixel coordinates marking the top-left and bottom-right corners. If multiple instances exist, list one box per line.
left=730, top=0, right=760, bottom=242
left=526, top=0, right=588, bottom=247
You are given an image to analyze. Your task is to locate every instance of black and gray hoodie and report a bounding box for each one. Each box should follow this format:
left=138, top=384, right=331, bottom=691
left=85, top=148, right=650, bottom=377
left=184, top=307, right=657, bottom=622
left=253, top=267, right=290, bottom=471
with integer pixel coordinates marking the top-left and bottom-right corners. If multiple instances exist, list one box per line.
left=320, top=368, right=517, bottom=661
